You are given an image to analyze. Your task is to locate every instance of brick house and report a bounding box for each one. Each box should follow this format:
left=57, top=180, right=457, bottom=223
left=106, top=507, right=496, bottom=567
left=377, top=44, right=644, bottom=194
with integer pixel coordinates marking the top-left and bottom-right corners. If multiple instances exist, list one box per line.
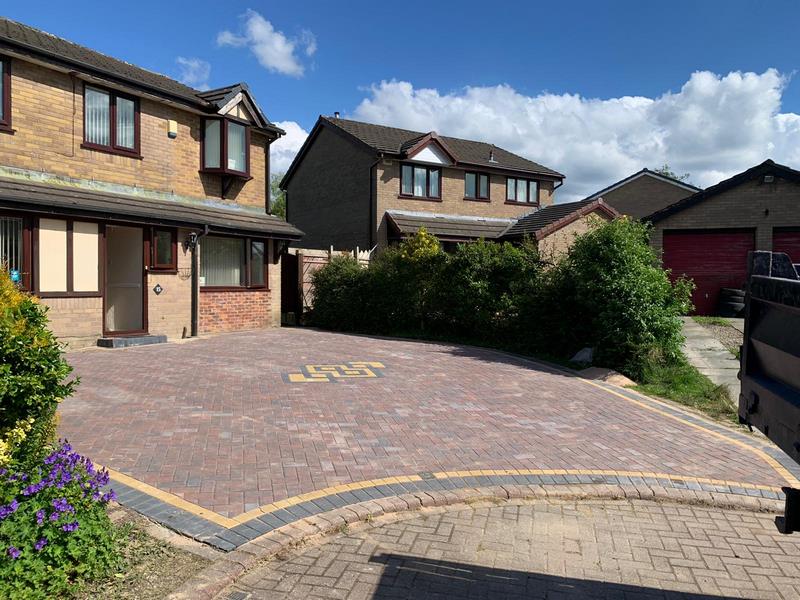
left=647, top=160, right=800, bottom=315
left=583, top=168, right=701, bottom=220
left=281, top=116, right=565, bottom=251
left=0, top=18, right=302, bottom=347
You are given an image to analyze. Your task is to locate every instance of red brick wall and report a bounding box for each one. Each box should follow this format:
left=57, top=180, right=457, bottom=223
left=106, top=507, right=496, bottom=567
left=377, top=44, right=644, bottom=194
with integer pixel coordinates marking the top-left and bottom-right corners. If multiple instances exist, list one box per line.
left=199, top=290, right=273, bottom=333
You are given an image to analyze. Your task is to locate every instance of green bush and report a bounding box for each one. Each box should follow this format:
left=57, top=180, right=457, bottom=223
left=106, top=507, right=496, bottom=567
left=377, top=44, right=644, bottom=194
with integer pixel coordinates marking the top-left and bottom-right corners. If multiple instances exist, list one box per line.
left=535, top=218, right=692, bottom=378
left=310, top=220, right=691, bottom=381
left=0, top=442, right=118, bottom=599
left=0, top=270, right=76, bottom=467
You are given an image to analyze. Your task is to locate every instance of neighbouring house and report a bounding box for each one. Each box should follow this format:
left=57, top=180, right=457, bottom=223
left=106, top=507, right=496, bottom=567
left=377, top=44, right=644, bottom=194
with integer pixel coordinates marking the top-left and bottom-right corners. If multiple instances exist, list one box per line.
left=499, top=199, right=619, bottom=259
left=0, top=18, right=302, bottom=348
left=281, top=116, right=565, bottom=251
left=647, top=159, right=800, bottom=315
left=584, top=168, right=701, bottom=219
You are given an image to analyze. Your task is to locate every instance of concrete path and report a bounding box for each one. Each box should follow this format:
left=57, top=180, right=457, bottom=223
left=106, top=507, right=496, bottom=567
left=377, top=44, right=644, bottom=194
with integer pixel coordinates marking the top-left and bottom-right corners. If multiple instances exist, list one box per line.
left=681, top=317, right=741, bottom=402
left=225, top=498, right=800, bottom=599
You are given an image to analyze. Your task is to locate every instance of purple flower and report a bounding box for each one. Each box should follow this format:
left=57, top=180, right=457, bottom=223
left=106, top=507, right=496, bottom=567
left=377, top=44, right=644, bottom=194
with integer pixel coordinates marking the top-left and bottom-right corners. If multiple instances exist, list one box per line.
left=7, top=546, right=20, bottom=559
left=52, top=498, right=74, bottom=514
left=34, top=538, right=48, bottom=552
left=61, top=521, right=79, bottom=533
left=0, top=499, right=19, bottom=520
left=49, top=512, right=60, bottom=522
left=36, top=509, right=46, bottom=525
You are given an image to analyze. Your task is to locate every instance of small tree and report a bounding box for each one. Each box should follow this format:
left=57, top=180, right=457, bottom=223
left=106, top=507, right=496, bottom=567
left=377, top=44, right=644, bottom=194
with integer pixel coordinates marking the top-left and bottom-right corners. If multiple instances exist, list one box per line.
left=653, top=164, right=692, bottom=184
left=0, top=270, right=75, bottom=467
left=270, top=173, right=286, bottom=220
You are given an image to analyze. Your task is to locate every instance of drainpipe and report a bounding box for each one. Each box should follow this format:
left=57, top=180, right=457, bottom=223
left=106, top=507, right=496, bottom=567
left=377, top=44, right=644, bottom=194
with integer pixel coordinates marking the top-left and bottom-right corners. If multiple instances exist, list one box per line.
left=190, top=225, right=210, bottom=337
left=368, top=153, right=383, bottom=248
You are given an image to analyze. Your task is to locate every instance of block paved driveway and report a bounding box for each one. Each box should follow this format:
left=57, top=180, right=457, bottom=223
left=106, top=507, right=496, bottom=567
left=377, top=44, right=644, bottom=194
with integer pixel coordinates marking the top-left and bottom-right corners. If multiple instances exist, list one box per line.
left=60, top=328, right=789, bottom=519
left=227, top=499, right=800, bottom=599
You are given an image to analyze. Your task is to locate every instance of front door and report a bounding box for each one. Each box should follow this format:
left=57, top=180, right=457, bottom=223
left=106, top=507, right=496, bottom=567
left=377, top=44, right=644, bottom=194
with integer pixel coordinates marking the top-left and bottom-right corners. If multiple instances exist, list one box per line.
left=105, top=225, right=145, bottom=334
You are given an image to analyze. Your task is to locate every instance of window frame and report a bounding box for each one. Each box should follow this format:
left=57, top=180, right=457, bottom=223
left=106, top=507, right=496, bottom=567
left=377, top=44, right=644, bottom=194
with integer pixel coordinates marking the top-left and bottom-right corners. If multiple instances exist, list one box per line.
left=505, top=177, right=540, bottom=206
left=464, top=171, right=490, bottom=202
left=399, top=163, right=442, bottom=201
left=149, top=227, right=178, bottom=273
left=81, top=83, right=141, bottom=158
left=34, top=217, right=103, bottom=299
left=0, top=212, right=32, bottom=290
left=0, top=56, right=12, bottom=134
left=200, top=117, right=252, bottom=179
left=199, top=235, right=268, bottom=291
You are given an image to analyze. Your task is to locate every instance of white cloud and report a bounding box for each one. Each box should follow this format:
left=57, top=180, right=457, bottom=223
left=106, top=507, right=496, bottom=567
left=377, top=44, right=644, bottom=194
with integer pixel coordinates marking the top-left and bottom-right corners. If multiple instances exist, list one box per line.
left=350, top=70, right=798, bottom=201
left=271, top=120, right=310, bottom=173
left=217, top=10, right=316, bottom=78
left=175, top=57, right=211, bottom=90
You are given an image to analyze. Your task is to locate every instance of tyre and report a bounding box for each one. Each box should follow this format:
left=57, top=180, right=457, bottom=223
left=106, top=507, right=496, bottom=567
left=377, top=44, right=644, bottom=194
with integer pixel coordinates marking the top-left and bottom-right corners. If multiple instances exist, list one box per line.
left=720, top=287, right=745, bottom=300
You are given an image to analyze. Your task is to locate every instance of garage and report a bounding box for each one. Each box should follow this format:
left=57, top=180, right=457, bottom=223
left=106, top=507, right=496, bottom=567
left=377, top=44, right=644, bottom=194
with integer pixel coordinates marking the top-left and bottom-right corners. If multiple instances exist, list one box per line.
left=662, top=229, right=755, bottom=315
left=773, top=227, right=800, bottom=263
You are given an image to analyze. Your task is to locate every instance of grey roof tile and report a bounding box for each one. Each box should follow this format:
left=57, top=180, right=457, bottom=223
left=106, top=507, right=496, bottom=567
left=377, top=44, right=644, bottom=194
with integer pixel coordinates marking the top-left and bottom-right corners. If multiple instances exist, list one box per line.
left=324, top=117, right=564, bottom=178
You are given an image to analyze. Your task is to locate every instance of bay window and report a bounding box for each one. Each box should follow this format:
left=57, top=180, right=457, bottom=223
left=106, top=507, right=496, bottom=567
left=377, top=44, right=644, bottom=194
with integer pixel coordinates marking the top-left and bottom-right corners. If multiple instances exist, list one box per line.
left=0, top=56, right=11, bottom=132
left=83, top=85, right=140, bottom=156
left=202, top=118, right=251, bottom=177
left=506, top=177, right=539, bottom=205
left=400, top=164, right=441, bottom=199
left=200, top=236, right=267, bottom=289
left=465, top=172, right=489, bottom=200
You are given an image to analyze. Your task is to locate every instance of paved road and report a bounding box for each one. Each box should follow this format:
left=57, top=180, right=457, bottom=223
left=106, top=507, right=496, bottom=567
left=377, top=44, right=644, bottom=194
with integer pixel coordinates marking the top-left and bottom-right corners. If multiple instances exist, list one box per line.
left=225, top=498, right=800, bottom=599
left=60, top=328, right=793, bottom=522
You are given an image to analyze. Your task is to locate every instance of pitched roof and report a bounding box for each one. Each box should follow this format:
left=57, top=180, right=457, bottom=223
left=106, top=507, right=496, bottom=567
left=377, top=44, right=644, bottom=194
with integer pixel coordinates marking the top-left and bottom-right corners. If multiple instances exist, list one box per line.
left=584, top=168, right=701, bottom=203
left=0, top=17, right=282, bottom=133
left=647, top=159, right=800, bottom=223
left=386, top=210, right=515, bottom=240
left=318, top=117, right=564, bottom=177
left=0, top=177, right=303, bottom=240
left=501, top=199, right=619, bottom=240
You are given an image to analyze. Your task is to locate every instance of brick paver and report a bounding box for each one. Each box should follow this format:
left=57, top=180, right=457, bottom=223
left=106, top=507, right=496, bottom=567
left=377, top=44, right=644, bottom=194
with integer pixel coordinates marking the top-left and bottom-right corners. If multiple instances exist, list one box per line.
left=60, top=328, right=790, bottom=518
left=227, top=499, right=800, bottom=599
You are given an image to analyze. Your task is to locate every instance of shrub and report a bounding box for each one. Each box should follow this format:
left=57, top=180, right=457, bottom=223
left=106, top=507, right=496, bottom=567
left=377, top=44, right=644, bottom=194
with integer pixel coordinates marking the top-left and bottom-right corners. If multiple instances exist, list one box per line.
left=309, top=255, right=366, bottom=331
left=0, top=442, right=118, bottom=599
left=0, top=270, right=76, bottom=467
left=535, top=218, right=692, bottom=378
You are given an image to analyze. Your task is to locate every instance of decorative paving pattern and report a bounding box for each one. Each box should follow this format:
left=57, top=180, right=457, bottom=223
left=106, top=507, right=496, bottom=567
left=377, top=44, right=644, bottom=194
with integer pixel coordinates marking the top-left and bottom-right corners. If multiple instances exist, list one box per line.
left=59, top=329, right=800, bottom=550
left=282, top=361, right=385, bottom=383
left=226, top=499, right=800, bottom=599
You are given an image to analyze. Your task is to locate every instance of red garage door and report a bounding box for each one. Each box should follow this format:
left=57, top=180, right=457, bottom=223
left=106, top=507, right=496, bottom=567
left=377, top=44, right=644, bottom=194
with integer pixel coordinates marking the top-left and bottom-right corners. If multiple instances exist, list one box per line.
left=662, top=230, right=755, bottom=315
left=773, top=228, right=800, bottom=264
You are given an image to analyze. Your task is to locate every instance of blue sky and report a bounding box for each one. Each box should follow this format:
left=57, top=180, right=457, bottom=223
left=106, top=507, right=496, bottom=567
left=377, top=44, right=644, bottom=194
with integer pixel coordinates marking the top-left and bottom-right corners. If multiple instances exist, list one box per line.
left=5, top=1, right=800, bottom=199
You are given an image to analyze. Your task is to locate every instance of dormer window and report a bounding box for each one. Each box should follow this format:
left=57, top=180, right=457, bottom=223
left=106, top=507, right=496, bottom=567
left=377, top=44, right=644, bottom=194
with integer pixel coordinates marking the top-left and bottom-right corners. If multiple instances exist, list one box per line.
left=202, top=118, right=250, bottom=178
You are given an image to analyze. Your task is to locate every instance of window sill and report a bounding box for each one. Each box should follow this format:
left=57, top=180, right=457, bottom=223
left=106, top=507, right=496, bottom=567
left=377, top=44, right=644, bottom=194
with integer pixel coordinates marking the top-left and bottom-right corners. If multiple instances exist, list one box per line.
left=200, top=286, right=270, bottom=292
left=0, top=124, right=15, bottom=135
left=38, top=291, right=102, bottom=299
left=199, top=169, right=253, bottom=181
left=504, top=201, right=540, bottom=207
left=397, top=194, right=442, bottom=202
left=149, top=268, right=178, bottom=275
left=81, top=142, right=142, bottom=160
left=463, top=197, right=490, bottom=203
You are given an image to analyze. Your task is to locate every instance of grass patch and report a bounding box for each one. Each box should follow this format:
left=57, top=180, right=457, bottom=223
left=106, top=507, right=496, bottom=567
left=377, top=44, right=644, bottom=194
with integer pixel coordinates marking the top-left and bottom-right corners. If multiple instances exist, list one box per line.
left=77, top=511, right=210, bottom=600
left=633, top=359, right=736, bottom=422
left=692, top=316, right=731, bottom=327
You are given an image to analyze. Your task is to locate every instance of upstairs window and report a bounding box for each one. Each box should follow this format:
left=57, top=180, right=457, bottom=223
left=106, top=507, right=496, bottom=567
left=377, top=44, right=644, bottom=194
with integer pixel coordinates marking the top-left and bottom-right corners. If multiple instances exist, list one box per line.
left=202, top=118, right=250, bottom=177
left=0, top=57, right=11, bottom=132
left=400, top=164, right=441, bottom=199
left=506, top=177, right=539, bottom=205
left=83, top=85, right=140, bottom=157
left=465, top=172, right=489, bottom=200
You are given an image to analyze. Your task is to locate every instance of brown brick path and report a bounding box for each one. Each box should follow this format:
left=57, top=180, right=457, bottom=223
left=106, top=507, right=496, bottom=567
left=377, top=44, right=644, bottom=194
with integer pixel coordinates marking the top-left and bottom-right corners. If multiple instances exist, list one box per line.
left=60, top=328, right=790, bottom=519
left=226, top=499, right=800, bottom=599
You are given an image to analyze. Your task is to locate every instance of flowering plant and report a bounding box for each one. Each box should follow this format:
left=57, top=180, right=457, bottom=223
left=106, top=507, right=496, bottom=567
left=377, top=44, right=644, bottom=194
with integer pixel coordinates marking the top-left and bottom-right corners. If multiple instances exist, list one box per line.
left=0, top=441, right=118, bottom=599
